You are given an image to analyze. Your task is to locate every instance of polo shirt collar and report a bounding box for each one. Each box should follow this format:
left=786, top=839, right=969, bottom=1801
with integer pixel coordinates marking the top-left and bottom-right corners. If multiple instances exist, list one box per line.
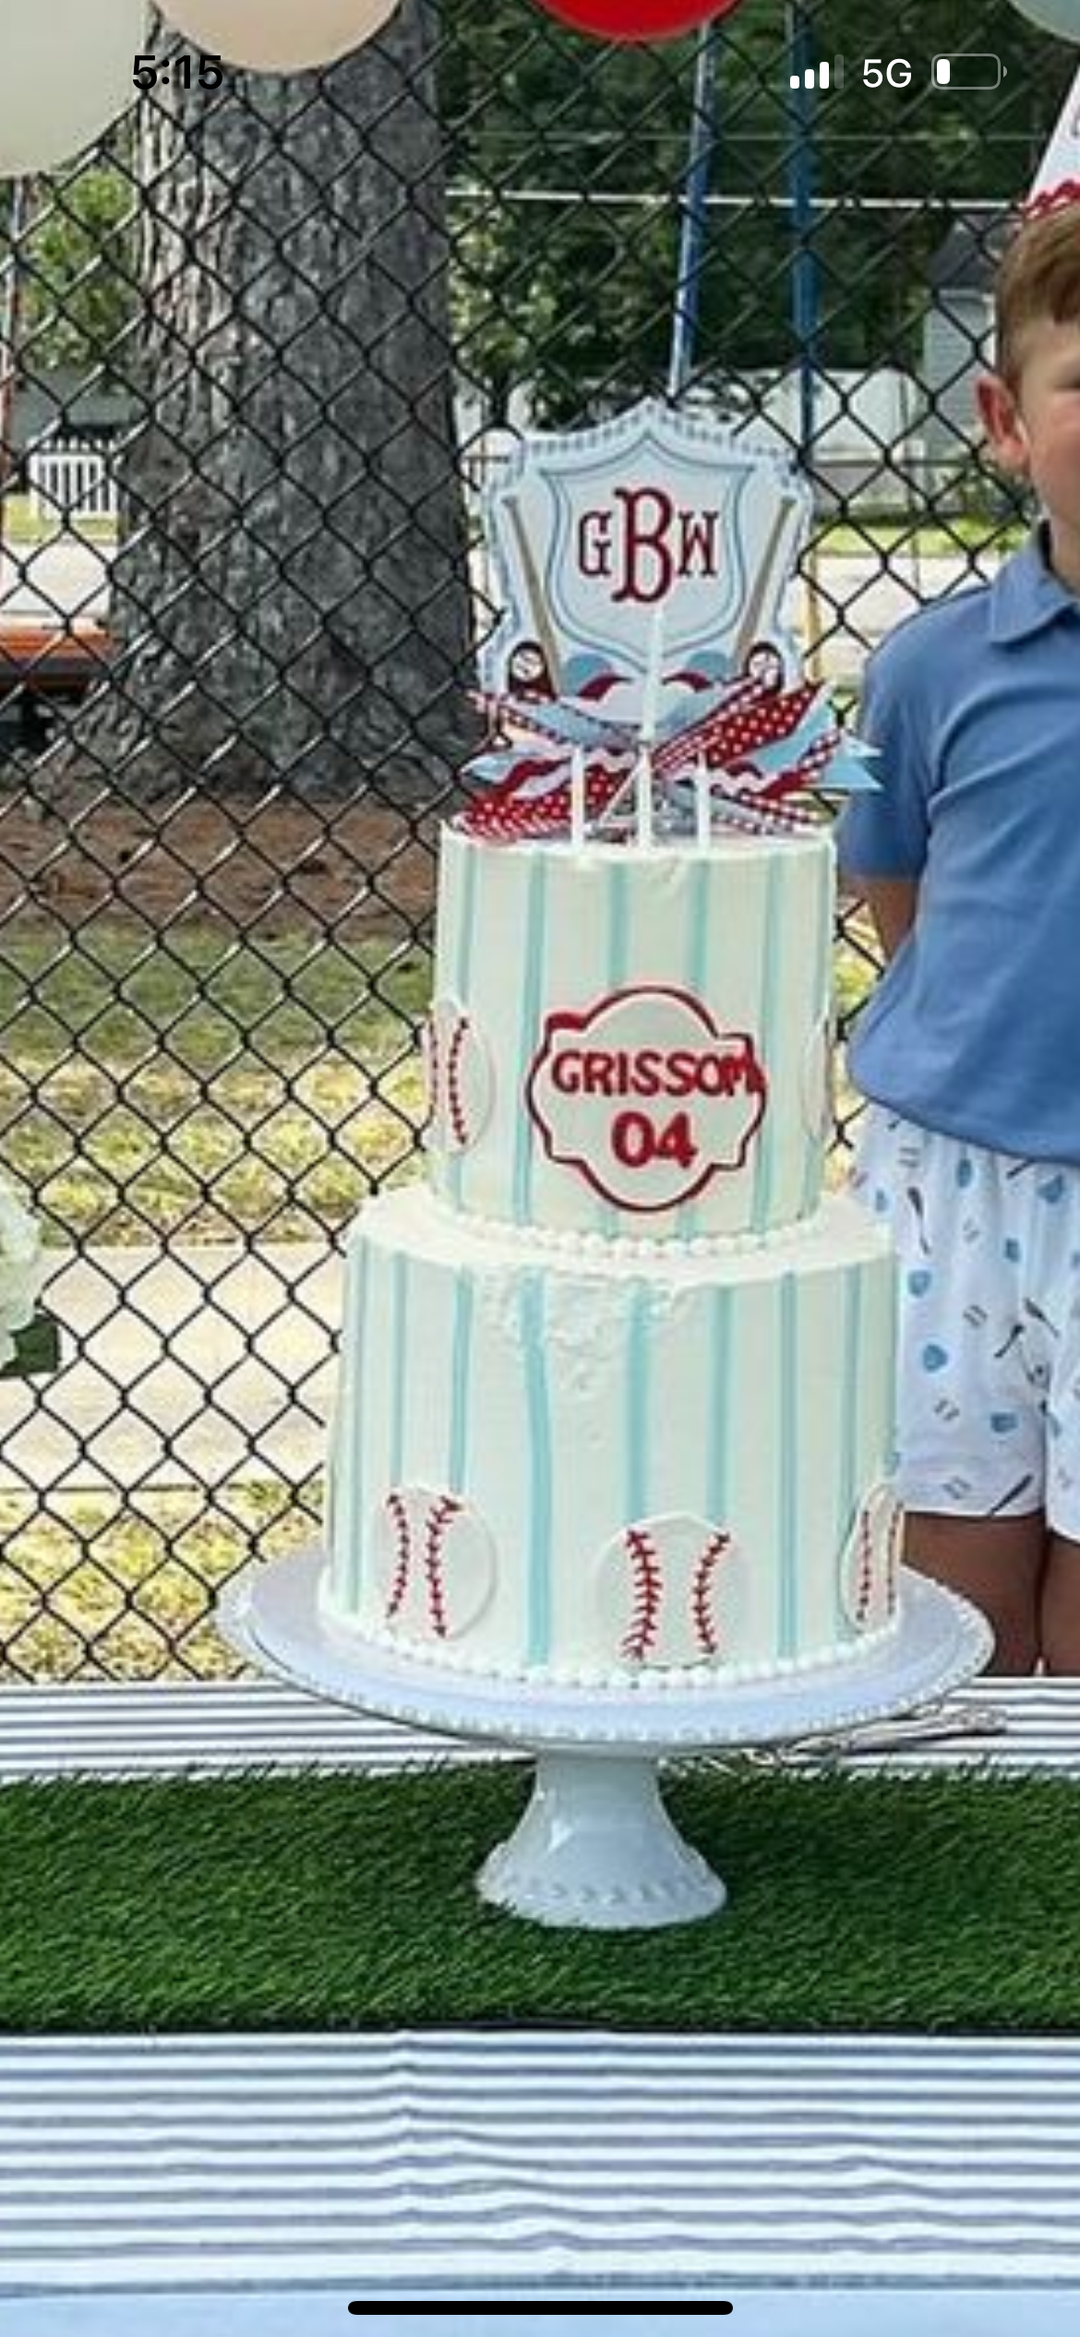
left=990, top=523, right=1080, bottom=643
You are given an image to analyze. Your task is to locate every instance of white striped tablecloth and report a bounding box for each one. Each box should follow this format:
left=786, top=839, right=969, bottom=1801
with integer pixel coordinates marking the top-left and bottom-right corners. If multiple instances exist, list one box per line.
left=1, top=1676, right=1078, bottom=2322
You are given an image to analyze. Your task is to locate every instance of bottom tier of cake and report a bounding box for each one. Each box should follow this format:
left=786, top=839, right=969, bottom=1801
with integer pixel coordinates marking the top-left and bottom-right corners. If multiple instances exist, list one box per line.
left=323, top=1187, right=900, bottom=1688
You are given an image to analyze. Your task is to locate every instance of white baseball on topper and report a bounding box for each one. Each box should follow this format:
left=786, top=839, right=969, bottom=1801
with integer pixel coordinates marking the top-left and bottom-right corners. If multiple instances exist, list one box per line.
left=159, top=0, right=401, bottom=71
left=0, top=0, right=148, bottom=179
left=1023, top=60, right=1080, bottom=215
left=1008, top=0, right=1080, bottom=40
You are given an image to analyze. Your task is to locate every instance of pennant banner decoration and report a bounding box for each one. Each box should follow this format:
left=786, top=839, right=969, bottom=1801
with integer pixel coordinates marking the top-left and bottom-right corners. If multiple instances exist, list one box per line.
left=1023, top=62, right=1080, bottom=213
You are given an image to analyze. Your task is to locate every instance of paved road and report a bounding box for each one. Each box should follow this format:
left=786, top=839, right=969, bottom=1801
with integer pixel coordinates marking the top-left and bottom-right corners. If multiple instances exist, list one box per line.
left=1, top=539, right=1001, bottom=687
left=0, top=537, right=110, bottom=624
left=2, top=1244, right=341, bottom=1496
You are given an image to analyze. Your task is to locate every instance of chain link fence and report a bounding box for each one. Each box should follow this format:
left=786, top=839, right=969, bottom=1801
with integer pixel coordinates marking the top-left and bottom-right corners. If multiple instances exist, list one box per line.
left=0, top=0, right=1065, bottom=1676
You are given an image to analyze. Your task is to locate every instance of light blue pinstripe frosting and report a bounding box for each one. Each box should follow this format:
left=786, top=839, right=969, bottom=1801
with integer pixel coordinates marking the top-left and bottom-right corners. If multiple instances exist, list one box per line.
left=777, top=1271, right=800, bottom=1658
left=751, top=851, right=785, bottom=1234
left=447, top=1270, right=475, bottom=1491
left=836, top=1260, right=864, bottom=1637
left=343, top=1239, right=369, bottom=1608
left=518, top=1271, right=553, bottom=1662
left=445, top=835, right=479, bottom=1210
left=511, top=853, right=549, bottom=1228
left=706, top=1283, right=734, bottom=1525
left=625, top=1279, right=652, bottom=1523
left=677, top=852, right=713, bottom=1246
left=388, top=1249, right=409, bottom=1489
left=600, top=855, right=633, bottom=1240
left=800, top=838, right=835, bottom=1220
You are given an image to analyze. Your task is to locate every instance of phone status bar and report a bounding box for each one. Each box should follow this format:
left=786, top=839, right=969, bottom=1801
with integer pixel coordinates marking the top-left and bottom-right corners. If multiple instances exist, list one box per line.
left=788, top=55, right=1007, bottom=92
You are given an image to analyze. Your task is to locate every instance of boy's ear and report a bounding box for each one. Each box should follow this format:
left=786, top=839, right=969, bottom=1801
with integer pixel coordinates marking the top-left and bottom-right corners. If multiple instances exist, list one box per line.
left=975, top=370, right=1030, bottom=473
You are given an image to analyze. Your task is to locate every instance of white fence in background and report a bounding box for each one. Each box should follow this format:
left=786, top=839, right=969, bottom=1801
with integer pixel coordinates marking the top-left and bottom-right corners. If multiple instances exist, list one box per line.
left=27, top=437, right=119, bottom=525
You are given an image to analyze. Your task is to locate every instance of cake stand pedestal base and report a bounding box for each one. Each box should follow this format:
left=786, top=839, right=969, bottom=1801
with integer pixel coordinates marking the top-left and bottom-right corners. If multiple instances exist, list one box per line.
left=218, top=1547, right=993, bottom=1932
left=478, top=1751, right=726, bottom=1928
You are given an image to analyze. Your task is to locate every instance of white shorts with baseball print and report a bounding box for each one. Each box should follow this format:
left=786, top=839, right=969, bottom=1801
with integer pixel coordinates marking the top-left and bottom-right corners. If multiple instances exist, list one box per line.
left=851, top=1109, right=1080, bottom=1538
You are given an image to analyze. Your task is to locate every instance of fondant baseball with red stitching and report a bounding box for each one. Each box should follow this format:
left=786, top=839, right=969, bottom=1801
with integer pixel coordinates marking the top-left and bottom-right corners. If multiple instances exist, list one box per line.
left=840, top=1480, right=902, bottom=1634
left=423, top=993, right=494, bottom=1155
left=597, top=1512, right=737, bottom=1667
left=373, top=1485, right=497, bottom=1643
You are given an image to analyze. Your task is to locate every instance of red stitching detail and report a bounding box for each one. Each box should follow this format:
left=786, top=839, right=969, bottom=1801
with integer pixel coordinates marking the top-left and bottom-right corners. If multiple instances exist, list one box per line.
left=690, top=1528, right=732, bottom=1655
left=622, top=1525, right=662, bottom=1662
left=446, top=1016, right=471, bottom=1151
left=425, top=1494, right=463, bottom=1638
left=886, top=1500, right=903, bottom=1617
left=384, top=1490, right=411, bottom=1620
left=425, top=1019, right=441, bottom=1141
left=854, top=1505, right=875, bottom=1627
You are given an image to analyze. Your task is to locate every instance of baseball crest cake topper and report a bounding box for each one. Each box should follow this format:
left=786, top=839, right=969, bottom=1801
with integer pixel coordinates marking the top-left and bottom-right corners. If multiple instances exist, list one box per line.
left=463, top=399, right=876, bottom=846
left=1023, top=62, right=1080, bottom=215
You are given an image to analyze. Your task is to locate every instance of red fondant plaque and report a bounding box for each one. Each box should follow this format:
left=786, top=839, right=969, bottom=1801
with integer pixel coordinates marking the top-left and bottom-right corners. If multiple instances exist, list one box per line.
left=527, top=984, right=767, bottom=1212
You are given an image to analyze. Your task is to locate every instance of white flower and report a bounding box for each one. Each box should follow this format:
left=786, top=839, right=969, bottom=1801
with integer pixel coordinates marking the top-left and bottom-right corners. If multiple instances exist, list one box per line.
left=0, top=1181, right=47, bottom=1372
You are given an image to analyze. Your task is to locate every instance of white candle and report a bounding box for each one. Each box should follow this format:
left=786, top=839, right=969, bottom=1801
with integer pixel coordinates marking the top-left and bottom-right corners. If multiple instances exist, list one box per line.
left=635, top=746, right=655, bottom=850
left=570, top=745, right=587, bottom=848
left=635, top=599, right=667, bottom=852
left=639, top=599, right=667, bottom=749
left=695, top=757, right=711, bottom=851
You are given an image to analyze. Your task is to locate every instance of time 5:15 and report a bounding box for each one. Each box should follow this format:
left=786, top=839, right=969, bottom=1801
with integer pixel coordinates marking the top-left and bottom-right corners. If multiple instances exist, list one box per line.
left=133, top=53, right=227, bottom=90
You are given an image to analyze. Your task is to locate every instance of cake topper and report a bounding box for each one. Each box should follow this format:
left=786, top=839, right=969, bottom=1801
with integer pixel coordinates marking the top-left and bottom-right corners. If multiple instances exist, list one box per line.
left=462, top=400, right=876, bottom=848
left=1022, top=62, right=1080, bottom=216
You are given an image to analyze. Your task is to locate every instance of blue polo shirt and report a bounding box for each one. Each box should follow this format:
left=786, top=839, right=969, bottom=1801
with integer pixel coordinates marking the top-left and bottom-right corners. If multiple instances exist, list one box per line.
left=836, top=527, right=1080, bottom=1162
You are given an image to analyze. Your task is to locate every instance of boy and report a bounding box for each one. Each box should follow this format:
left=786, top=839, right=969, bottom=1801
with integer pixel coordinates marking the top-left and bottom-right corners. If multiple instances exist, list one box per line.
left=838, top=193, right=1080, bottom=1674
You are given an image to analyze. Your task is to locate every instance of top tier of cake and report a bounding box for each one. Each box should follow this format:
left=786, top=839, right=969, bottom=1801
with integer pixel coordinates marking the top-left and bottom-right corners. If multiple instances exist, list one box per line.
left=424, top=820, right=835, bottom=1245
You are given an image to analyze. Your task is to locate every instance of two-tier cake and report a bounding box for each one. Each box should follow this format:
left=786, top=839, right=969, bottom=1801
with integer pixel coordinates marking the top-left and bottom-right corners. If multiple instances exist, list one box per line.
left=321, top=403, right=900, bottom=1690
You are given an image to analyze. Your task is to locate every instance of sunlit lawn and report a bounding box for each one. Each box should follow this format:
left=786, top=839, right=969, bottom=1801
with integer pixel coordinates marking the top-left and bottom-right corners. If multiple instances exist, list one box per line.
left=0, top=920, right=432, bottom=1244
left=1, top=492, right=1021, bottom=564
left=0, top=1474, right=322, bottom=1681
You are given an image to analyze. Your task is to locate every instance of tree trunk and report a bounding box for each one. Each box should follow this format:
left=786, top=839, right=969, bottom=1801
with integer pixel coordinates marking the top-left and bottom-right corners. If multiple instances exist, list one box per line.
left=54, top=0, right=475, bottom=804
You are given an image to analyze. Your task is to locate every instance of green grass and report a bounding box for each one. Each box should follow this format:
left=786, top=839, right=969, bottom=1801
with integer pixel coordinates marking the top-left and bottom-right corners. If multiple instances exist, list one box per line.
left=1, top=494, right=117, bottom=547
left=0, top=493, right=1020, bottom=564
left=0, top=1478, right=322, bottom=1681
left=0, top=1765, right=1076, bottom=2031
left=0, top=923, right=431, bottom=1242
left=811, top=515, right=1027, bottom=560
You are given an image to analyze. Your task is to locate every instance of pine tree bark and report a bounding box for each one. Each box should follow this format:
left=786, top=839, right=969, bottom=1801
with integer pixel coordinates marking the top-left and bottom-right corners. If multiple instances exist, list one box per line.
left=54, top=0, right=475, bottom=804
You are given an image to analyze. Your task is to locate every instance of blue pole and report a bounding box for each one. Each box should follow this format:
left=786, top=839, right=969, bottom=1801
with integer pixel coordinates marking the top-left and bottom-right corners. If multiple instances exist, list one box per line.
left=786, top=0, right=824, bottom=670
left=786, top=0, right=819, bottom=460
left=667, top=21, right=720, bottom=402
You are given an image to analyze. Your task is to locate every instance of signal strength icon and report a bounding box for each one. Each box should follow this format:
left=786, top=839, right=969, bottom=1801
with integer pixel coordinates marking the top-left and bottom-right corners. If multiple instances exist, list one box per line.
left=789, top=58, right=844, bottom=89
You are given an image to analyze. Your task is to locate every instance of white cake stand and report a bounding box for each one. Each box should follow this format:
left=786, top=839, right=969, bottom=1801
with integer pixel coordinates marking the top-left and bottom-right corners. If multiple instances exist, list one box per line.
left=218, top=1546, right=993, bottom=1932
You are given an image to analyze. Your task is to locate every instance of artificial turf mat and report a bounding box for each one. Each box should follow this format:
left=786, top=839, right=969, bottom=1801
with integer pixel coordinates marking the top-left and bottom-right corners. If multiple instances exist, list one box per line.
left=2, top=1760, right=1079, bottom=2033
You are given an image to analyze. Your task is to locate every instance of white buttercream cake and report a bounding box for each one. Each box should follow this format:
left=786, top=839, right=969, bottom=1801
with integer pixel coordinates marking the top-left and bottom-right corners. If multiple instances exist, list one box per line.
left=321, top=820, right=900, bottom=1689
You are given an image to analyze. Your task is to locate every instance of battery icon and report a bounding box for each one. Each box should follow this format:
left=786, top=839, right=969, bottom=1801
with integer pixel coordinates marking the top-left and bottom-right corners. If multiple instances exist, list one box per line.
left=932, top=54, right=1004, bottom=89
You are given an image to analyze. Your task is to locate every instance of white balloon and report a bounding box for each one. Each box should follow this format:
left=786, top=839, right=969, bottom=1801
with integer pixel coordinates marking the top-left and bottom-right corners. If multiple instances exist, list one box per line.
left=0, top=0, right=149, bottom=179
left=159, top=0, right=401, bottom=72
left=1009, top=0, right=1080, bottom=38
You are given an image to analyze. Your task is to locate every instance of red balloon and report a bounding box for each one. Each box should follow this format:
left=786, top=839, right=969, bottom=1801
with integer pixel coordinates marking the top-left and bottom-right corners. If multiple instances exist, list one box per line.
left=533, top=0, right=741, bottom=40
